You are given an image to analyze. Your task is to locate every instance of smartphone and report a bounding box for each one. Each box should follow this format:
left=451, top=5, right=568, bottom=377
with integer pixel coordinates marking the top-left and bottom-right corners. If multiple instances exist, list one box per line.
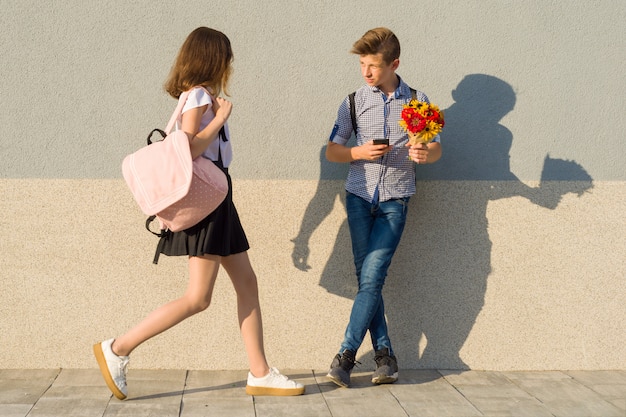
left=373, top=139, right=389, bottom=146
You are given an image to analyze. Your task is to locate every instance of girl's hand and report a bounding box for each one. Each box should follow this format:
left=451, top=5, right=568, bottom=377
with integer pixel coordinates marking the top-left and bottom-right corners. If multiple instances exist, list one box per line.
left=407, top=142, right=429, bottom=164
left=212, top=96, right=233, bottom=123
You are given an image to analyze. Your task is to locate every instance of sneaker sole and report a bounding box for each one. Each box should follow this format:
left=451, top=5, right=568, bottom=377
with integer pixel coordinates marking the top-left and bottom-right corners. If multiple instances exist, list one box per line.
left=245, top=385, right=305, bottom=396
left=93, top=343, right=127, bottom=400
left=326, top=372, right=349, bottom=388
left=371, top=372, right=398, bottom=385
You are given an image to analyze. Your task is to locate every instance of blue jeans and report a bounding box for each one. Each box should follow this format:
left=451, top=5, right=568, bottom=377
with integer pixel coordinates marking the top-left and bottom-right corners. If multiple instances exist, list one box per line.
left=340, top=192, right=409, bottom=356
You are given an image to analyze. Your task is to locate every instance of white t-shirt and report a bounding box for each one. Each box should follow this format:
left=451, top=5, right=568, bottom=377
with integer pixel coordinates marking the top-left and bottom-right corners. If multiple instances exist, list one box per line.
left=176, top=87, right=232, bottom=167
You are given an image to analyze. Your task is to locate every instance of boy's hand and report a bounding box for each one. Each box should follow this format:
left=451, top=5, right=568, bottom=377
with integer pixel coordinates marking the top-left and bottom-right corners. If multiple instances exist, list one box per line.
left=356, top=140, right=391, bottom=161
left=407, top=142, right=429, bottom=164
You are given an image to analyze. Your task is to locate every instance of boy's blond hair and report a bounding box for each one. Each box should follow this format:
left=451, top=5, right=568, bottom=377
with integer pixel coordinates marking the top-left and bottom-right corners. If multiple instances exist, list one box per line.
left=351, top=27, right=400, bottom=65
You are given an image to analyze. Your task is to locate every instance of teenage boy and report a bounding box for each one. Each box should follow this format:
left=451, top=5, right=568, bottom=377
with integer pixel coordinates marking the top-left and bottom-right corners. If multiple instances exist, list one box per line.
left=325, top=27, right=442, bottom=387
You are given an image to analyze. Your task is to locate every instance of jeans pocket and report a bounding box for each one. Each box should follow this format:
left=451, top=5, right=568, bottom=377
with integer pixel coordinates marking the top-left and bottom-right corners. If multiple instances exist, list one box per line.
left=392, top=197, right=410, bottom=214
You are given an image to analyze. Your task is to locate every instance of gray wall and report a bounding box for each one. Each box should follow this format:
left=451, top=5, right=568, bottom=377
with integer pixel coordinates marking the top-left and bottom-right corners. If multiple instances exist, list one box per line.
left=1, top=1, right=624, bottom=371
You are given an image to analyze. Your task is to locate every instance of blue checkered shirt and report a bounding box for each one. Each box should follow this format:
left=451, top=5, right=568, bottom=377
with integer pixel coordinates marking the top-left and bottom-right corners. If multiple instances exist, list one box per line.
left=329, top=76, right=440, bottom=203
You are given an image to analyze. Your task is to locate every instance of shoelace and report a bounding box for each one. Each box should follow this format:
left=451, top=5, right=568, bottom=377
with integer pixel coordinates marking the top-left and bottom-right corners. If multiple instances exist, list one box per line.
left=116, top=358, right=129, bottom=386
left=269, top=368, right=288, bottom=380
left=268, top=368, right=301, bottom=387
left=340, top=355, right=360, bottom=371
left=374, top=352, right=395, bottom=367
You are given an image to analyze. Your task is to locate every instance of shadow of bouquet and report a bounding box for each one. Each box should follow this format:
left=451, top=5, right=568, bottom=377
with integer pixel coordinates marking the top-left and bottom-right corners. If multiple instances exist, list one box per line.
left=533, top=154, right=594, bottom=209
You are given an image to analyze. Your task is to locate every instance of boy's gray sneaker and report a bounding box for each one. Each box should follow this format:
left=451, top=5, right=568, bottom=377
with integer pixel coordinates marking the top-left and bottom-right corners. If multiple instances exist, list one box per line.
left=327, top=349, right=356, bottom=387
left=371, top=348, right=398, bottom=384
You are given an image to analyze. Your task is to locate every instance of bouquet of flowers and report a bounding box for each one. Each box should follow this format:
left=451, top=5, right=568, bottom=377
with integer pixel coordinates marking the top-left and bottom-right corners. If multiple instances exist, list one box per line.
left=399, top=100, right=445, bottom=145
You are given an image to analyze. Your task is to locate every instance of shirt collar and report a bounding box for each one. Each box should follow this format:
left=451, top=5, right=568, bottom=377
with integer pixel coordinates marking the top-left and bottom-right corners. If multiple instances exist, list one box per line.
left=369, top=75, right=411, bottom=99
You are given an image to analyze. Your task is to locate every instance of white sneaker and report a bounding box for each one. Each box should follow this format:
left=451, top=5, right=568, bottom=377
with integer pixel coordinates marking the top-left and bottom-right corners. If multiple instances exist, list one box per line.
left=245, top=367, right=305, bottom=396
left=93, top=339, right=129, bottom=400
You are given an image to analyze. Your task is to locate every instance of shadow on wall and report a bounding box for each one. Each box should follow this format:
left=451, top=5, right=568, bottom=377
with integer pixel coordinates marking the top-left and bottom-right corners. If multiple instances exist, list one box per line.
left=291, top=74, right=593, bottom=370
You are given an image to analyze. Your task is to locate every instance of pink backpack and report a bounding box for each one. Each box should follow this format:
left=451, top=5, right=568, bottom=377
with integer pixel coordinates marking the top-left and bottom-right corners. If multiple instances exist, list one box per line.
left=122, top=89, right=228, bottom=235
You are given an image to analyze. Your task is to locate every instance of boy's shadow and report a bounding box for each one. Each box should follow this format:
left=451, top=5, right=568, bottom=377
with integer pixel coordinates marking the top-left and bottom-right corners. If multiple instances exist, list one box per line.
left=292, top=74, right=593, bottom=370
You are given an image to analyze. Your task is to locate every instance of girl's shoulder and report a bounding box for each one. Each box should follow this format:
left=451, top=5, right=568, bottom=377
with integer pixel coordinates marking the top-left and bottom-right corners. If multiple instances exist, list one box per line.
left=183, top=86, right=212, bottom=111
left=188, top=86, right=213, bottom=101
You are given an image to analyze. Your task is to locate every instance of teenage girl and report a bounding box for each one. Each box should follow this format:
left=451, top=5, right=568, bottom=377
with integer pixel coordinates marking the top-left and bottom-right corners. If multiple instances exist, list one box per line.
left=93, top=27, right=304, bottom=400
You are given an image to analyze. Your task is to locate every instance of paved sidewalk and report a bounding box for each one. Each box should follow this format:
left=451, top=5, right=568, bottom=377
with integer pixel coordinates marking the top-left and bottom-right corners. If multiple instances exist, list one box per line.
left=0, top=368, right=624, bottom=417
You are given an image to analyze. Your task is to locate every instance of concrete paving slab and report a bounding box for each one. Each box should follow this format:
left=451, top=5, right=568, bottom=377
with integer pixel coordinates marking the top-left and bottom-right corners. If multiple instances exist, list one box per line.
left=184, top=369, right=248, bottom=398
left=440, top=370, right=513, bottom=385
left=504, top=371, right=624, bottom=417
left=25, top=371, right=111, bottom=417
left=0, top=369, right=59, bottom=405
left=51, top=369, right=104, bottom=386
left=390, top=377, right=482, bottom=417
left=0, top=404, right=33, bottom=417
left=314, top=371, right=409, bottom=417
left=254, top=395, right=332, bottom=417
left=440, top=370, right=553, bottom=416
left=103, top=402, right=183, bottom=417
left=453, top=386, right=553, bottom=417
left=28, top=396, right=110, bottom=417
left=1, top=368, right=625, bottom=416
left=607, top=397, right=626, bottom=412
left=123, top=369, right=187, bottom=403
left=566, top=370, right=626, bottom=385
left=181, top=397, right=254, bottom=417
left=567, top=370, right=626, bottom=410
left=0, top=370, right=60, bottom=381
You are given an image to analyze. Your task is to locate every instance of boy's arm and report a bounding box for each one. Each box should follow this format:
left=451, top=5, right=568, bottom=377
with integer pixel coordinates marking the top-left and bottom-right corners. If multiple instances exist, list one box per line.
left=425, top=141, right=442, bottom=163
left=326, top=141, right=390, bottom=163
left=407, top=139, right=442, bottom=164
left=325, top=141, right=355, bottom=162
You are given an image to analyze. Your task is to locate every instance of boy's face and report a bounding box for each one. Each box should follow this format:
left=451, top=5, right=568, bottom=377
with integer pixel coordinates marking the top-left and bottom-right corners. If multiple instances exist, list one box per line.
left=359, top=53, right=399, bottom=89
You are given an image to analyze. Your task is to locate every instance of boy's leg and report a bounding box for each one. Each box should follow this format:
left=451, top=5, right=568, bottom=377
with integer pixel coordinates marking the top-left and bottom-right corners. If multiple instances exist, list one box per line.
left=366, top=197, right=409, bottom=353
left=340, top=193, right=376, bottom=354
left=342, top=196, right=408, bottom=355
left=366, top=197, right=408, bottom=384
left=327, top=193, right=372, bottom=387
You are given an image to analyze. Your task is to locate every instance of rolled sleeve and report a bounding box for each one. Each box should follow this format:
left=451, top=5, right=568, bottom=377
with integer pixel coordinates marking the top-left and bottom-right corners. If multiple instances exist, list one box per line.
left=328, top=97, right=353, bottom=145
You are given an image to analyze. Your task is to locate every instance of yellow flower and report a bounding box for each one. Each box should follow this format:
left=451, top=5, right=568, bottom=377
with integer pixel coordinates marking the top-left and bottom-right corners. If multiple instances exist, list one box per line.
left=419, top=120, right=443, bottom=142
left=428, top=104, right=441, bottom=114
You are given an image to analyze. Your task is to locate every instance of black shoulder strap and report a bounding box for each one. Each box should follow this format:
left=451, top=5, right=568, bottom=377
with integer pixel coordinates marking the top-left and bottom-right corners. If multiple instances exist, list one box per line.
left=349, top=92, right=357, bottom=135
left=350, top=89, right=417, bottom=135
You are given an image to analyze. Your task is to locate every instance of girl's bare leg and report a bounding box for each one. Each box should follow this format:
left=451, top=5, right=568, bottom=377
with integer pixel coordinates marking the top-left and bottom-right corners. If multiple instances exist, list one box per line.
left=221, top=251, right=270, bottom=378
left=112, top=254, right=221, bottom=356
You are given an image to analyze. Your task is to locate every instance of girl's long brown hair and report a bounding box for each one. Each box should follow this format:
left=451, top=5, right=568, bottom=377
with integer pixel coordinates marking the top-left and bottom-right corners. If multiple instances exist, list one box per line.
left=164, top=27, right=233, bottom=98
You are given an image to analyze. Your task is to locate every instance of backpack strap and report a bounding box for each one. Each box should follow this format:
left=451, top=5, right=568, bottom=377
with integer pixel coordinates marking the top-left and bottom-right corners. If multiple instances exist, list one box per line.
left=349, top=88, right=417, bottom=135
left=349, top=92, right=357, bottom=135
left=147, top=125, right=228, bottom=265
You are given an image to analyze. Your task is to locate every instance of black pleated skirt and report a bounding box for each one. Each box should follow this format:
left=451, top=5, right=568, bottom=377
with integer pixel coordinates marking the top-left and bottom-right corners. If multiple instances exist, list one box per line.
left=153, top=168, right=249, bottom=263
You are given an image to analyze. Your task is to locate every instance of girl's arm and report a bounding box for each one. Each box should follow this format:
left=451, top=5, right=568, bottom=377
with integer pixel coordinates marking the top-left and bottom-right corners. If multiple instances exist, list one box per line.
left=181, top=96, right=233, bottom=159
